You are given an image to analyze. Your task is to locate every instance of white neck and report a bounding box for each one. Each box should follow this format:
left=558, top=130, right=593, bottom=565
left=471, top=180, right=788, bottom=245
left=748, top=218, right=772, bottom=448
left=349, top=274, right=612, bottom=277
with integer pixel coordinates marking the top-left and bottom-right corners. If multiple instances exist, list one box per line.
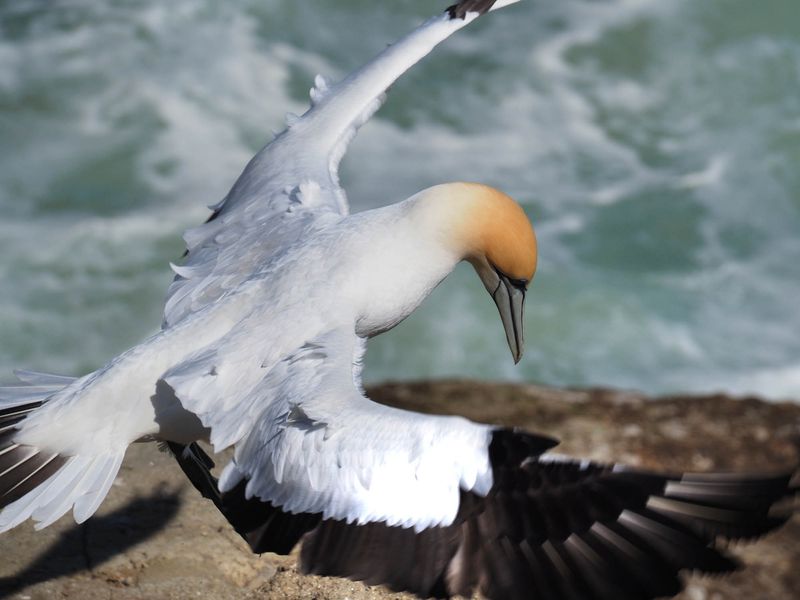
left=350, top=196, right=465, bottom=337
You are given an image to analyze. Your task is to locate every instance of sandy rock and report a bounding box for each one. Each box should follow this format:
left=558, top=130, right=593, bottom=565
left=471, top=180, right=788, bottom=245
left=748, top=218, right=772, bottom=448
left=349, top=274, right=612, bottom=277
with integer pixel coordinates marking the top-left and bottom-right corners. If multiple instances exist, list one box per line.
left=1, top=380, right=798, bottom=599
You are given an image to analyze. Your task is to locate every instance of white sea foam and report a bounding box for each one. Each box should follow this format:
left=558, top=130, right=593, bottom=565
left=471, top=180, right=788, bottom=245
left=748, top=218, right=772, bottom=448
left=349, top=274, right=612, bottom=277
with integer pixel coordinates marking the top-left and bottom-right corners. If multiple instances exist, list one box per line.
left=677, top=155, right=729, bottom=190
left=727, top=365, right=800, bottom=402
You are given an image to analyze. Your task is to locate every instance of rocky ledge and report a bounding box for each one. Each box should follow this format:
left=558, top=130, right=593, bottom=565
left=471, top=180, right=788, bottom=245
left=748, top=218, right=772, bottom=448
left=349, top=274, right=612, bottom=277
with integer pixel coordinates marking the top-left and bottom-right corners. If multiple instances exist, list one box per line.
left=1, top=380, right=798, bottom=599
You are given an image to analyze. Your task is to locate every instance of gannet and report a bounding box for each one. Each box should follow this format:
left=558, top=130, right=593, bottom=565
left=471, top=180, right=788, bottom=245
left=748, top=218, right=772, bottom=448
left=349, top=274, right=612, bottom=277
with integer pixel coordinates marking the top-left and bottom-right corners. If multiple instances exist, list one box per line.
left=0, top=1, right=795, bottom=598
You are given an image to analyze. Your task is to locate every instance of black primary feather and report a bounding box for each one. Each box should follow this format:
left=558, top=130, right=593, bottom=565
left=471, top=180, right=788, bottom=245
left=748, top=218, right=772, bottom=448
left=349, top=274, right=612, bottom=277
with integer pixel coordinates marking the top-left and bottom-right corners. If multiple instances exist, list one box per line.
left=166, top=442, right=321, bottom=554
left=447, top=0, right=499, bottom=20
left=172, top=428, right=796, bottom=600
left=0, top=401, right=67, bottom=509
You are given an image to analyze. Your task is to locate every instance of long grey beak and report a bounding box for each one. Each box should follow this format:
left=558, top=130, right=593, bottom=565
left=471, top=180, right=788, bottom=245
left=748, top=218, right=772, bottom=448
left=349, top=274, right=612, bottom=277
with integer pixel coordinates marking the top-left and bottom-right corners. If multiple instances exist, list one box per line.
left=492, top=273, right=526, bottom=364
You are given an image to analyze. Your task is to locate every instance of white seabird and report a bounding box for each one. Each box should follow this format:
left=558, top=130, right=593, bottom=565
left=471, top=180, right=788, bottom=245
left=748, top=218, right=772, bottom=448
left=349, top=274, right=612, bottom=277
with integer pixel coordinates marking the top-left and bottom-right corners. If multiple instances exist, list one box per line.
left=0, top=1, right=795, bottom=598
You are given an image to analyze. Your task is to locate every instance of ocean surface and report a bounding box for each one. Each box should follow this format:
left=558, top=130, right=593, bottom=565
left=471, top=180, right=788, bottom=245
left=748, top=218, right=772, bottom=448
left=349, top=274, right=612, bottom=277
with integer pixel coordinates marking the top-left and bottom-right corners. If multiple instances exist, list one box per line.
left=1, top=0, right=799, bottom=399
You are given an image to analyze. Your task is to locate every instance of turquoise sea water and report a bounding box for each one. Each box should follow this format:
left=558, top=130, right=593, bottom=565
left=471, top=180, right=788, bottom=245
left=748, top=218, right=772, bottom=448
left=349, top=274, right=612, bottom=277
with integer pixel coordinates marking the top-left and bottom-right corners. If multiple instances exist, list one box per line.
left=1, top=0, right=799, bottom=398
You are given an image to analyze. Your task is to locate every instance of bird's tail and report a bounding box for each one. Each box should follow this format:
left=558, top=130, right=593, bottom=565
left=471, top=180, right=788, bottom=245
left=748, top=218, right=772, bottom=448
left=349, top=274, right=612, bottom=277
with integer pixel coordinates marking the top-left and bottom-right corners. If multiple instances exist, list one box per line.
left=0, top=370, right=124, bottom=532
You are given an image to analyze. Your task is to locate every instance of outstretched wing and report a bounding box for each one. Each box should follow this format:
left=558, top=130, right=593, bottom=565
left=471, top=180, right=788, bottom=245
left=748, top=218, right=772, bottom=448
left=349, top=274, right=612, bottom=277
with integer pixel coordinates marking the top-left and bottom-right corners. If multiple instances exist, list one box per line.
left=160, top=327, right=506, bottom=531
left=171, top=431, right=796, bottom=600
left=163, top=0, right=522, bottom=328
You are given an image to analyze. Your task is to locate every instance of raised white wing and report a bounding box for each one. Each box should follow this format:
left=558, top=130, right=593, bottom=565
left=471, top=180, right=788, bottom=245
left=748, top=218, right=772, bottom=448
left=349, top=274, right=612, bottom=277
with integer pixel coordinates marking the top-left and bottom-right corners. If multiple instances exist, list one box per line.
left=163, top=0, right=522, bottom=328
left=161, top=328, right=495, bottom=530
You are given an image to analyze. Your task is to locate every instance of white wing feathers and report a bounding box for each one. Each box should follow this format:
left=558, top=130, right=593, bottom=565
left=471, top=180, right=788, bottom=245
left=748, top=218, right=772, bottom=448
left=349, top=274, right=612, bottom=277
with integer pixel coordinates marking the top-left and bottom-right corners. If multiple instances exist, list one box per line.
left=161, top=329, right=494, bottom=530
left=161, top=2, right=521, bottom=529
left=0, top=370, right=76, bottom=406
left=1, top=2, right=518, bottom=535
left=163, top=1, right=519, bottom=329
left=0, top=372, right=125, bottom=532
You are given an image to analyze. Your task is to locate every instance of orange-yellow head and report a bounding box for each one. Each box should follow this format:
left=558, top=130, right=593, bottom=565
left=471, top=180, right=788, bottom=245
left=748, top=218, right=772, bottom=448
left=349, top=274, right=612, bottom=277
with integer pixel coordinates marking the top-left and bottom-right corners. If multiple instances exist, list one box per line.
left=416, top=182, right=537, bottom=363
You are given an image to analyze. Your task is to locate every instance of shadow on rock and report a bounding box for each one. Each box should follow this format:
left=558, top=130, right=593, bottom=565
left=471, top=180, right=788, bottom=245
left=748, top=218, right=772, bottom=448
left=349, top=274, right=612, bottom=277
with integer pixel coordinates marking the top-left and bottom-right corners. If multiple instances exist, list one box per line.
left=0, top=488, right=182, bottom=597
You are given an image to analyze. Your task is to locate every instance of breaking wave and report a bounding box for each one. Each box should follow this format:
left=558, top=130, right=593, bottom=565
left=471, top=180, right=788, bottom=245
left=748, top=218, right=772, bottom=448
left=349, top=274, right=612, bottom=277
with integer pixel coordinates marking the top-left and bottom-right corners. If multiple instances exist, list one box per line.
left=1, top=0, right=799, bottom=399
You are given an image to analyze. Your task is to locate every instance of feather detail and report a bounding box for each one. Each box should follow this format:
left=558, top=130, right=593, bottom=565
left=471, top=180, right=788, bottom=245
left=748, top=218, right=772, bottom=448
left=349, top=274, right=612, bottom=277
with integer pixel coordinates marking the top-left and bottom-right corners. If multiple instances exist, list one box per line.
left=175, top=427, right=795, bottom=599
left=162, top=0, right=524, bottom=328
left=162, top=328, right=495, bottom=530
left=309, top=74, right=332, bottom=106
left=0, top=374, right=125, bottom=531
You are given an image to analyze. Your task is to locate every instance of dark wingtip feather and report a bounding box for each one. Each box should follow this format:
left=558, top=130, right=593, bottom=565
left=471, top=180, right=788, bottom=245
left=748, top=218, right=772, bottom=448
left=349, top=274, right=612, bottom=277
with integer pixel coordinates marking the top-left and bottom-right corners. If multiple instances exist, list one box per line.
left=447, top=0, right=499, bottom=20
left=0, top=425, right=68, bottom=510
left=1, top=400, right=68, bottom=509
left=0, top=452, right=67, bottom=507
left=172, top=427, right=796, bottom=600
left=489, top=427, right=560, bottom=465
left=0, top=401, right=43, bottom=421
left=169, top=442, right=321, bottom=555
left=650, top=470, right=798, bottom=542
left=0, top=401, right=44, bottom=436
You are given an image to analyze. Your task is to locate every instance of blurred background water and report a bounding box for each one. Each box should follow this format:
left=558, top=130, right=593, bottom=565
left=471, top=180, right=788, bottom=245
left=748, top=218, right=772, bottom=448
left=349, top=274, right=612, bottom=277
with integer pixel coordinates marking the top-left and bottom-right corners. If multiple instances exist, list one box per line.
left=1, top=0, right=799, bottom=398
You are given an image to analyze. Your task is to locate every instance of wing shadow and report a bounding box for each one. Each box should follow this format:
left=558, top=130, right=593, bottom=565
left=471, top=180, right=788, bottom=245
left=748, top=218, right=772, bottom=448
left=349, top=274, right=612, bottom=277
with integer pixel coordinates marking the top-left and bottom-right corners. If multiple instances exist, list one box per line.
left=0, top=489, right=181, bottom=597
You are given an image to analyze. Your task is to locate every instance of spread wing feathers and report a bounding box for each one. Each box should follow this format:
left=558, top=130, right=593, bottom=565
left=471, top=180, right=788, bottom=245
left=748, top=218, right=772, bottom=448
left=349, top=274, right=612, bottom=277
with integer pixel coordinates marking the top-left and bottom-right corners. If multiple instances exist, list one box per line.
left=163, top=0, right=522, bottom=329
left=0, top=370, right=76, bottom=414
left=160, top=328, right=495, bottom=530
left=301, top=434, right=794, bottom=600
left=174, top=430, right=796, bottom=600
left=0, top=372, right=125, bottom=531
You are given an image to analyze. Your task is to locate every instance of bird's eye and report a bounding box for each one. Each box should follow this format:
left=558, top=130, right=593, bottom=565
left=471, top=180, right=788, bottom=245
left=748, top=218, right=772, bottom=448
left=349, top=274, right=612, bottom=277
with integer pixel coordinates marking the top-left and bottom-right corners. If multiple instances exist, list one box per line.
left=492, top=266, right=528, bottom=290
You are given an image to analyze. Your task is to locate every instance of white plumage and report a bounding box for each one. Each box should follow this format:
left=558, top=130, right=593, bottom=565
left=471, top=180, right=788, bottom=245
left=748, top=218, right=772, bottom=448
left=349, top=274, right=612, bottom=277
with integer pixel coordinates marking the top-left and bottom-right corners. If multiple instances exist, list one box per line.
left=0, top=0, right=521, bottom=533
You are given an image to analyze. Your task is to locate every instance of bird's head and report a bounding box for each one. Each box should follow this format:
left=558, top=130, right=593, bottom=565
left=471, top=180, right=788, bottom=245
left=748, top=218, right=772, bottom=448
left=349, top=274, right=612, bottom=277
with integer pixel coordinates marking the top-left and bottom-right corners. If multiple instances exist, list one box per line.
left=417, top=182, right=537, bottom=363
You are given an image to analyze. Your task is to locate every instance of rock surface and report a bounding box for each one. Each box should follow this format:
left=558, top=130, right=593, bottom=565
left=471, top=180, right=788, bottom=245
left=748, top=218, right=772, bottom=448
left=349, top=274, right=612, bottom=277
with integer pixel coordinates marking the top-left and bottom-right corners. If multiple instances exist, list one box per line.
left=1, top=380, right=798, bottom=599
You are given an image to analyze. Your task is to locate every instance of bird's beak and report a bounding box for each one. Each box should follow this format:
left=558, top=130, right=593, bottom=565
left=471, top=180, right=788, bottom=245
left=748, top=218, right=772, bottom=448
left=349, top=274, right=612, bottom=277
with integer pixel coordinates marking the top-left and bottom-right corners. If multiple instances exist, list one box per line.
left=491, top=272, right=526, bottom=364
left=470, top=258, right=528, bottom=364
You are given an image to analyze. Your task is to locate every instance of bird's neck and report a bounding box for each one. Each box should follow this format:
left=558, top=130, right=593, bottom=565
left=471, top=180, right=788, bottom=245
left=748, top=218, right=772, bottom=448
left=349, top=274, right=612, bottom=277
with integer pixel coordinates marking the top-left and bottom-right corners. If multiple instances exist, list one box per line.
left=352, top=183, right=518, bottom=337
left=404, top=184, right=477, bottom=259
left=350, top=197, right=466, bottom=337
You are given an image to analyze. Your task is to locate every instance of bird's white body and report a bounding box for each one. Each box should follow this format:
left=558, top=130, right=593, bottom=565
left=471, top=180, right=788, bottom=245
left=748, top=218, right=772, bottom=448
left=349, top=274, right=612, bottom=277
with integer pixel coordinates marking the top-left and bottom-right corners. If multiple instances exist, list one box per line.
left=11, top=189, right=500, bottom=530
left=20, top=198, right=455, bottom=445
left=0, top=4, right=526, bottom=532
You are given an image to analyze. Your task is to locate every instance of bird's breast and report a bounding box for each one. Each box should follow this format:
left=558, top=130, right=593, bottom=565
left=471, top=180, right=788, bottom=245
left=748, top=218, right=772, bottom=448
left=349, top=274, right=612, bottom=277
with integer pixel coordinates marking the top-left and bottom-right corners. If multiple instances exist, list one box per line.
left=258, top=208, right=461, bottom=339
